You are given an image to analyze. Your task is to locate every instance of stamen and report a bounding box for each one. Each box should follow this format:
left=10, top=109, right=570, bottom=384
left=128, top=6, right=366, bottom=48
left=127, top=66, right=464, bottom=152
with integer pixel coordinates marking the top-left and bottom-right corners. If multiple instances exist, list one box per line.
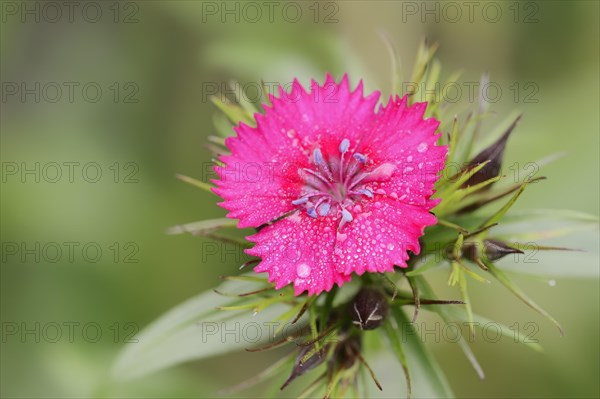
left=339, top=138, right=350, bottom=153
left=356, top=188, right=373, bottom=198
left=301, top=168, right=330, bottom=188
left=298, top=141, right=392, bottom=228
left=338, top=138, right=351, bottom=182
left=342, top=208, right=353, bottom=222
left=318, top=202, right=331, bottom=216
left=313, top=148, right=324, bottom=165
left=353, top=153, right=367, bottom=163
left=311, top=147, right=334, bottom=181
left=292, top=197, right=309, bottom=205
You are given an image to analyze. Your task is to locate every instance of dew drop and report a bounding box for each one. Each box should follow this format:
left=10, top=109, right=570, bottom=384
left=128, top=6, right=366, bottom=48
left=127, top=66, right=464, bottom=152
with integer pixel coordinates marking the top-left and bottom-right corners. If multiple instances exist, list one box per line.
left=417, top=142, right=428, bottom=152
left=296, top=263, right=311, bottom=278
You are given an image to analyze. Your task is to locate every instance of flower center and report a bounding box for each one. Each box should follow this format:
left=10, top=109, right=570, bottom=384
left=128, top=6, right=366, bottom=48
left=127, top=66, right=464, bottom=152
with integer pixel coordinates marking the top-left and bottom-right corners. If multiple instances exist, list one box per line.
left=292, top=138, right=394, bottom=230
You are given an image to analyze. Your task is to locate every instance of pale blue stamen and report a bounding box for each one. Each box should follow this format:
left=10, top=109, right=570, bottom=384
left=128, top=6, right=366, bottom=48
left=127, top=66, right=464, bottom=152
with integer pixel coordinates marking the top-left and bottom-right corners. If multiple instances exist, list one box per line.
left=342, top=208, right=353, bottom=222
left=339, top=138, right=350, bottom=153
left=292, top=197, right=309, bottom=205
left=353, top=153, right=367, bottom=163
left=357, top=188, right=373, bottom=198
left=318, top=202, right=331, bottom=216
left=313, top=148, right=324, bottom=165
left=294, top=139, right=390, bottom=229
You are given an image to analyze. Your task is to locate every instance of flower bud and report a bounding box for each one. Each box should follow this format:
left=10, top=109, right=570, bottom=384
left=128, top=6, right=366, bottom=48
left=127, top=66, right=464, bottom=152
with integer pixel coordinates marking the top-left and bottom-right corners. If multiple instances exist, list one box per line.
left=280, top=344, right=326, bottom=390
left=464, top=239, right=523, bottom=262
left=332, top=334, right=362, bottom=370
left=350, top=287, right=389, bottom=330
left=463, top=115, right=520, bottom=188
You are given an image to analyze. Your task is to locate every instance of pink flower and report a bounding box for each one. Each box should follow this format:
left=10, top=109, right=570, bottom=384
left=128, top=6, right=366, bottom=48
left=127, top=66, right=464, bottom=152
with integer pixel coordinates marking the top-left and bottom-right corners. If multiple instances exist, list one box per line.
left=214, top=74, right=447, bottom=295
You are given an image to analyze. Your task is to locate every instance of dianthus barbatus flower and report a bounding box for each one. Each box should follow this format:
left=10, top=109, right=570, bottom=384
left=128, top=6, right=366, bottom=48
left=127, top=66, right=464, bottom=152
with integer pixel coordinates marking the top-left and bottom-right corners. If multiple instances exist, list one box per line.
left=213, top=74, right=447, bottom=295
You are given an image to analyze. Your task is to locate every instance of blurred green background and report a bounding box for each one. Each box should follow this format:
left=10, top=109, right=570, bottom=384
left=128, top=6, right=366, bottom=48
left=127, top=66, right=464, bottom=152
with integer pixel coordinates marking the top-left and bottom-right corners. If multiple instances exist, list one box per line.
left=1, top=1, right=598, bottom=398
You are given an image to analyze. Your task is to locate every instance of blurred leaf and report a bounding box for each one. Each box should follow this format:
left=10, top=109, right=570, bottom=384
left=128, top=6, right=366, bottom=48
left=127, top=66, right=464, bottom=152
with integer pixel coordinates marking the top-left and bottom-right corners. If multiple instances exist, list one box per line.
left=436, top=161, right=491, bottom=201
left=382, top=320, right=411, bottom=398
left=228, top=79, right=260, bottom=115
left=175, top=173, right=215, bottom=195
left=112, top=277, right=286, bottom=381
left=499, top=209, right=599, bottom=224
left=456, top=177, right=546, bottom=214
left=166, top=218, right=237, bottom=235
left=484, top=260, right=563, bottom=335
left=378, top=30, right=402, bottom=95
left=444, top=308, right=543, bottom=352
left=213, top=113, right=235, bottom=138
left=480, top=179, right=531, bottom=229
left=413, top=276, right=485, bottom=379
left=405, top=256, right=444, bottom=277
left=436, top=174, right=502, bottom=215
left=211, top=96, right=254, bottom=126
left=389, top=307, right=454, bottom=397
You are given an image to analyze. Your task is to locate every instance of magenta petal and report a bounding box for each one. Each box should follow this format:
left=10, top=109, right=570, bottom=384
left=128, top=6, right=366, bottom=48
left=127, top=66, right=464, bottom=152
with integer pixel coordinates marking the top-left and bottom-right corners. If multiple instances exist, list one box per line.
left=214, top=74, right=381, bottom=228
left=246, top=212, right=351, bottom=296
left=214, top=75, right=447, bottom=295
left=360, top=96, right=447, bottom=207
left=332, top=197, right=437, bottom=276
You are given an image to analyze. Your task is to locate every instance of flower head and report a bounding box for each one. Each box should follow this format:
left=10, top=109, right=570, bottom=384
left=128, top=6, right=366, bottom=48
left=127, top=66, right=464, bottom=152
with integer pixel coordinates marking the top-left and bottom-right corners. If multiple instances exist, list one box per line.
left=214, top=74, right=447, bottom=295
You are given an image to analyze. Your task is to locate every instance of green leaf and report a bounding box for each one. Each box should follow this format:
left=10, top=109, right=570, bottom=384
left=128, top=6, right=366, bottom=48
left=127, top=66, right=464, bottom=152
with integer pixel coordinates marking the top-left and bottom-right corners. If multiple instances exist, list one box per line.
left=212, top=113, right=235, bottom=138
left=166, top=218, right=238, bottom=235
left=378, top=30, right=403, bottom=95
left=492, top=230, right=599, bottom=278
left=498, top=209, right=599, bottom=224
left=480, top=179, right=530, bottom=229
left=175, top=173, right=215, bottom=195
left=382, top=320, right=411, bottom=398
left=407, top=40, right=439, bottom=103
left=412, top=276, right=485, bottom=379
left=455, top=263, right=475, bottom=339
left=484, top=260, right=563, bottom=335
left=228, top=79, right=259, bottom=116
left=435, top=174, right=502, bottom=215
left=211, top=96, right=254, bottom=126
left=446, top=117, right=459, bottom=163
left=405, top=256, right=444, bottom=277
left=443, top=308, right=543, bottom=352
left=111, top=277, right=289, bottom=381
left=388, top=307, right=454, bottom=397
left=435, top=161, right=490, bottom=202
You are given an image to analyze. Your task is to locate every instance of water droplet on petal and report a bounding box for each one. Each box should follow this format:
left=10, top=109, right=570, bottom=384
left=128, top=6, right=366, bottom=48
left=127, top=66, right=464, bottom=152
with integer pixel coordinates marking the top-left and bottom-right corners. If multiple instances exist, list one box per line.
left=417, top=142, right=428, bottom=153
left=296, top=263, right=311, bottom=278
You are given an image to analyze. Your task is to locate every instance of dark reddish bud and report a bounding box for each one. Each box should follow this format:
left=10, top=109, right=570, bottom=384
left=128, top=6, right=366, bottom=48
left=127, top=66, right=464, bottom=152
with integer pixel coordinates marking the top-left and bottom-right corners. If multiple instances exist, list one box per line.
left=463, top=115, right=521, bottom=188
left=464, top=239, right=524, bottom=262
left=333, top=334, right=362, bottom=370
left=350, top=288, right=389, bottom=330
left=280, top=344, right=326, bottom=390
